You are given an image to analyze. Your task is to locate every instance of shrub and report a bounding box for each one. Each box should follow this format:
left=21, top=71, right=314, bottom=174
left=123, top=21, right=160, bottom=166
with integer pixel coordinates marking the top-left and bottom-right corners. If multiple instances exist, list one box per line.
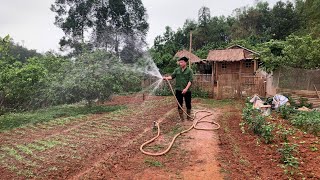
left=279, top=106, right=296, bottom=120
left=278, top=143, right=299, bottom=168
left=241, top=103, right=274, bottom=143
left=291, top=111, right=320, bottom=135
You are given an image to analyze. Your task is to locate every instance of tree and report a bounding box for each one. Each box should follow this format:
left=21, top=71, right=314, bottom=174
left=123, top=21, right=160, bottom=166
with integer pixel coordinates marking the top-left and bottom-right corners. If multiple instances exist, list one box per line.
left=51, top=0, right=95, bottom=53
left=270, top=1, right=301, bottom=40
left=150, top=26, right=180, bottom=74
left=304, top=0, right=320, bottom=37
left=51, top=0, right=149, bottom=59
left=0, top=36, right=50, bottom=111
left=230, top=1, right=272, bottom=43
left=198, top=6, right=211, bottom=27
left=259, top=35, right=320, bottom=72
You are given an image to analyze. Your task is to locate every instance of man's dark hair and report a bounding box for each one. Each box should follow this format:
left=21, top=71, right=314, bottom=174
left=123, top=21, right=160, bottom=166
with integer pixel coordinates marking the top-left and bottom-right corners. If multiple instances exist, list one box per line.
left=179, top=56, right=189, bottom=62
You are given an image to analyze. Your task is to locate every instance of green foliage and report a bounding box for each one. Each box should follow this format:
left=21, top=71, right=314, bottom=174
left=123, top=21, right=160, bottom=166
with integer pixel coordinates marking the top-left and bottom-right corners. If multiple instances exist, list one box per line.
left=241, top=103, right=274, bottom=143
left=1, top=36, right=145, bottom=114
left=283, top=35, right=320, bottom=69
left=297, top=97, right=313, bottom=109
left=279, top=106, right=296, bottom=120
left=291, top=111, right=320, bottom=135
left=0, top=36, right=41, bottom=63
left=276, top=125, right=295, bottom=143
left=153, top=83, right=172, bottom=96
left=144, top=159, right=163, bottom=167
left=257, top=39, right=287, bottom=72
left=303, top=0, right=320, bottom=38
left=52, top=51, right=116, bottom=105
left=151, top=2, right=320, bottom=74
left=260, top=122, right=275, bottom=144
left=285, top=94, right=313, bottom=109
left=0, top=104, right=124, bottom=132
left=191, top=86, right=209, bottom=98
left=150, top=26, right=184, bottom=74
left=259, top=35, right=320, bottom=72
left=278, top=142, right=299, bottom=167
left=270, top=1, right=301, bottom=40
left=51, top=0, right=148, bottom=56
left=0, top=36, right=50, bottom=111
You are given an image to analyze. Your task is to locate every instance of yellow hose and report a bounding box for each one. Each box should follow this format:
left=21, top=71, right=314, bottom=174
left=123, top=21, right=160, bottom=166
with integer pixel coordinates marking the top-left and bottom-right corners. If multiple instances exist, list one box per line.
left=140, top=79, right=220, bottom=156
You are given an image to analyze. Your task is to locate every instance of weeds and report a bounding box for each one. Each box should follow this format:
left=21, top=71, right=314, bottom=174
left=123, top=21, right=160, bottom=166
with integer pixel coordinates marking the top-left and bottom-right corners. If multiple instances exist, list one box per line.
left=144, top=159, right=163, bottom=167
left=279, top=106, right=296, bottom=120
left=241, top=103, right=275, bottom=144
left=276, top=125, right=295, bottom=143
left=15, top=145, right=33, bottom=155
left=278, top=143, right=299, bottom=168
left=310, top=145, right=318, bottom=152
left=1, top=146, right=24, bottom=161
left=291, top=111, right=320, bottom=135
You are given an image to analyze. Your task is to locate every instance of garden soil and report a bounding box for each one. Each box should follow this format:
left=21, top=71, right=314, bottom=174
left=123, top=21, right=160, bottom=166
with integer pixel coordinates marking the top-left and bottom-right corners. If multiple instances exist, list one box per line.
left=0, top=95, right=319, bottom=179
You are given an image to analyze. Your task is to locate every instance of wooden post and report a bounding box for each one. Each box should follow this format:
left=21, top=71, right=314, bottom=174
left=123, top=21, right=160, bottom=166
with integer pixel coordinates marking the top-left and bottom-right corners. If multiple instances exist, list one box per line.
left=254, top=59, right=257, bottom=72
left=212, top=62, right=214, bottom=82
left=239, top=61, right=242, bottom=98
left=314, top=84, right=320, bottom=99
left=189, top=31, right=192, bottom=68
left=215, top=62, right=218, bottom=82
left=217, top=79, right=219, bottom=99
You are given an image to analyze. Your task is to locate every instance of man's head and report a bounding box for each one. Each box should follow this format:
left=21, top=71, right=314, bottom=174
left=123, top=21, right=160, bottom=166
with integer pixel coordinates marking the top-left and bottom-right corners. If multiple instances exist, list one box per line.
left=178, top=56, right=188, bottom=68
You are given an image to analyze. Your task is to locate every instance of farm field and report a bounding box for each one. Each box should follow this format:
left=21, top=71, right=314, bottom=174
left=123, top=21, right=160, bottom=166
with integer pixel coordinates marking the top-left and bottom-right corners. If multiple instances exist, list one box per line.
left=0, top=95, right=319, bottom=179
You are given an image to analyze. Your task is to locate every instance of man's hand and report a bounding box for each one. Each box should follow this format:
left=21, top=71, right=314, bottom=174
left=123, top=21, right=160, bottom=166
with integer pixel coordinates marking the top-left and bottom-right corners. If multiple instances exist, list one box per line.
left=182, top=88, right=188, bottom=94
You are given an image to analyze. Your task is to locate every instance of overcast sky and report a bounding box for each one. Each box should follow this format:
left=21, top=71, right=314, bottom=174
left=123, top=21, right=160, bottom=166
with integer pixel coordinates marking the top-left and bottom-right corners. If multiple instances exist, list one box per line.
left=0, top=0, right=286, bottom=53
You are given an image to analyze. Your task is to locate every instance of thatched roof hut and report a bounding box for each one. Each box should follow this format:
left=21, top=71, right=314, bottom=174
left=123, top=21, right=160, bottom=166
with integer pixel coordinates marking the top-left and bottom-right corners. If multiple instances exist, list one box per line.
left=207, top=45, right=259, bottom=62
left=174, top=50, right=202, bottom=63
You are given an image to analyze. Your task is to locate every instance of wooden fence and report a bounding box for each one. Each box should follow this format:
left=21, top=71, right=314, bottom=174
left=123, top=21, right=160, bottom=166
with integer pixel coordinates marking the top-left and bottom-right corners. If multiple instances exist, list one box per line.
left=216, top=74, right=266, bottom=99
left=142, top=74, right=266, bottom=99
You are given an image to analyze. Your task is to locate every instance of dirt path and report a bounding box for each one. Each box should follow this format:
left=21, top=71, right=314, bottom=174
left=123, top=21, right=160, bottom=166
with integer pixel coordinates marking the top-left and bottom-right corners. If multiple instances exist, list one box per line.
left=180, top=109, right=223, bottom=180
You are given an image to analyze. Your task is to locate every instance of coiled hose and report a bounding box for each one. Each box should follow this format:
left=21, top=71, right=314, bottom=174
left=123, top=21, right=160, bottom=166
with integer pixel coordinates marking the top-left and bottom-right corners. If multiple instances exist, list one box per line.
left=140, top=79, right=220, bottom=156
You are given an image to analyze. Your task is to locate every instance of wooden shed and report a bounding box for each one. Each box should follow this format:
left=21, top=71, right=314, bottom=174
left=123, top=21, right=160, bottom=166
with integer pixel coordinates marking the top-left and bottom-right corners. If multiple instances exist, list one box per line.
left=207, top=45, right=260, bottom=81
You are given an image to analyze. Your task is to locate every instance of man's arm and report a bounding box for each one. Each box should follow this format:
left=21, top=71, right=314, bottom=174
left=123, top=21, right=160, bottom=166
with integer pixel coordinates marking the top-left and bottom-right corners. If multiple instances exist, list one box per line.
left=182, top=81, right=191, bottom=94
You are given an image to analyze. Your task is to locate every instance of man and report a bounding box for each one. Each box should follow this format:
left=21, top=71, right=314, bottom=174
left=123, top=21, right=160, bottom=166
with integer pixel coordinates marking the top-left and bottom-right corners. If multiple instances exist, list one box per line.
left=163, top=56, right=193, bottom=121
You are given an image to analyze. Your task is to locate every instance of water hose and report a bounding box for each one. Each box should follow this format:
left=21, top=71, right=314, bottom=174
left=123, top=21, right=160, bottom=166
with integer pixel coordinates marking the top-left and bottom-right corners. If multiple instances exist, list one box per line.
left=140, top=79, right=220, bottom=156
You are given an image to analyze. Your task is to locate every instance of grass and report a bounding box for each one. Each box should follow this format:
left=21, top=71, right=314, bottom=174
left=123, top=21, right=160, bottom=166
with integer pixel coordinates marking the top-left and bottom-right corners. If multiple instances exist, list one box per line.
left=168, top=125, right=183, bottom=136
left=15, top=145, right=33, bottom=155
left=1, top=146, right=24, bottom=161
left=37, top=139, right=65, bottom=149
left=0, top=146, right=38, bottom=168
left=0, top=104, right=125, bottom=132
left=144, top=158, right=164, bottom=167
left=146, top=144, right=165, bottom=151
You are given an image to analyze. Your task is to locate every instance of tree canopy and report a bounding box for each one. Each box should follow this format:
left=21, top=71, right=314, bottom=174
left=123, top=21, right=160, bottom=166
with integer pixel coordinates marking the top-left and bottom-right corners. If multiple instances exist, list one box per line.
left=150, top=0, right=320, bottom=74
left=51, top=0, right=149, bottom=61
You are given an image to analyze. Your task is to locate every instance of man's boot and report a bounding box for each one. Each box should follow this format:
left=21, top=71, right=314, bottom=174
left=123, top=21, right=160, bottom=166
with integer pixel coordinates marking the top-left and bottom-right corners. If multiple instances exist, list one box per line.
left=178, top=109, right=184, bottom=121
left=187, top=109, right=192, bottom=121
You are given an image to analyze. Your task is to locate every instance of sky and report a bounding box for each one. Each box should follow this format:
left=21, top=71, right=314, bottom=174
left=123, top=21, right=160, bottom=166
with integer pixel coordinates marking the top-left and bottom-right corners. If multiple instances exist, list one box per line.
left=0, top=0, right=286, bottom=53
